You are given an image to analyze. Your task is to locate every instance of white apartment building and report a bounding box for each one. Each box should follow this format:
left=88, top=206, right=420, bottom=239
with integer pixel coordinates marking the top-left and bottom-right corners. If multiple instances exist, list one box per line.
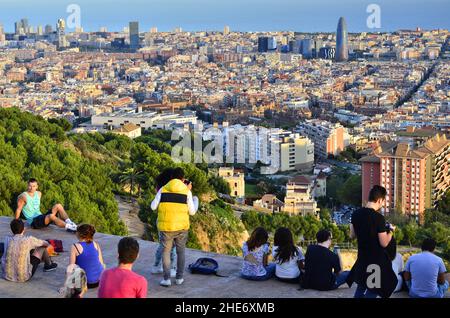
left=203, top=123, right=314, bottom=174
left=91, top=110, right=198, bottom=130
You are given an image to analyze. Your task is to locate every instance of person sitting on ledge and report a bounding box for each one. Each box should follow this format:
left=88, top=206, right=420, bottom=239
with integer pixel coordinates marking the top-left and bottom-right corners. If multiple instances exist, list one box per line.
left=1, top=219, right=57, bottom=282
left=15, top=178, right=77, bottom=233
left=241, top=227, right=275, bottom=281
left=403, top=238, right=449, bottom=298
left=70, top=224, right=105, bottom=289
left=98, top=237, right=147, bottom=298
left=302, top=229, right=350, bottom=291
left=272, top=227, right=305, bottom=284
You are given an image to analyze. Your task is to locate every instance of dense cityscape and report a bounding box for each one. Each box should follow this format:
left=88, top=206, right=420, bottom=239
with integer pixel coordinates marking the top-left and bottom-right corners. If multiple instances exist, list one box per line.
left=1, top=16, right=449, bottom=225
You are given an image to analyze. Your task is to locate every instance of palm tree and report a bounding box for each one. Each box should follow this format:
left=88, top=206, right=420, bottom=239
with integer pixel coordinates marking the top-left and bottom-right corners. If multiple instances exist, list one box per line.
left=119, top=166, right=143, bottom=201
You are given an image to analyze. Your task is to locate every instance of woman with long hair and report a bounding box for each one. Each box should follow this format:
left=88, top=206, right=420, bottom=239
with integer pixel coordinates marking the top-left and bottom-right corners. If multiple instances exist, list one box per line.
left=241, top=227, right=275, bottom=281
left=273, top=227, right=305, bottom=283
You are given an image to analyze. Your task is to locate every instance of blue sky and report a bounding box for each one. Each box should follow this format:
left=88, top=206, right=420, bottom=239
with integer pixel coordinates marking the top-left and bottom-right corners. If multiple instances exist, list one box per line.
left=1, top=0, right=449, bottom=32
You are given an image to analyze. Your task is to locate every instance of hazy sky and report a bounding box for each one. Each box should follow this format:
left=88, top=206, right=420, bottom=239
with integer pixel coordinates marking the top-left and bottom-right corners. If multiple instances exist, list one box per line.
left=1, top=0, right=449, bottom=33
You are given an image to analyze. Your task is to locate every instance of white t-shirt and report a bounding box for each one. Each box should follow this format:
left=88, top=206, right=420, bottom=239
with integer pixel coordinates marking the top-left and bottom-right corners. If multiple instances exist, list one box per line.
left=392, top=253, right=404, bottom=293
left=272, top=246, right=305, bottom=279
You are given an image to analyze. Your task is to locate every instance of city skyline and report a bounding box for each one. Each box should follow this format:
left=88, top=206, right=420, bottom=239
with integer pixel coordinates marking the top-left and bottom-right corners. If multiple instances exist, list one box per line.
left=1, top=0, right=450, bottom=33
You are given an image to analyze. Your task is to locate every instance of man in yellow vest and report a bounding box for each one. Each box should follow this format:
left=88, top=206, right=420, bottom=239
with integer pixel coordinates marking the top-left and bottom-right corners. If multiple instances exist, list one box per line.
left=151, top=168, right=198, bottom=287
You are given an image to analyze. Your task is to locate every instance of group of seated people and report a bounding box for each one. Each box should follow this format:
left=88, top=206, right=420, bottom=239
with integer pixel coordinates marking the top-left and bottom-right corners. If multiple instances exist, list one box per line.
left=0, top=178, right=448, bottom=298
left=240, top=226, right=449, bottom=298
left=240, top=227, right=349, bottom=291
left=1, top=218, right=147, bottom=298
left=0, top=217, right=449, bottom=298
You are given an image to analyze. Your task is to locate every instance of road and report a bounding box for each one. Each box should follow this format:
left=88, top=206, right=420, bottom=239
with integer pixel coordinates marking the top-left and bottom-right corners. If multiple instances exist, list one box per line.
left=116, top=195, right=147, bottom=239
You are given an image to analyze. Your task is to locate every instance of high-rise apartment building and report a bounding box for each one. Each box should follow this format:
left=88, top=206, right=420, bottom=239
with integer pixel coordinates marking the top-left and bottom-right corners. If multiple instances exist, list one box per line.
left=301, top=39, right=313, bottom=58
left=360, top=131, right=450, bottom=223
left=258, top=36, right=269, bottom=53
left=129, top=21, right=139, bottom=51
left=279, top=133, right=315, bottom=172
left=297, top=120, right=349, bottom=159
left=57, top=19, right=67, bottom=49
left=258, top=36, right=276, bottom=53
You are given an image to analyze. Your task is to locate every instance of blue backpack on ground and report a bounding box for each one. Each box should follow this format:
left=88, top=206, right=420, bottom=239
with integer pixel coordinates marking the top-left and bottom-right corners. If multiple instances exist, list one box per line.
left=188, top=257, right=228, bottom=277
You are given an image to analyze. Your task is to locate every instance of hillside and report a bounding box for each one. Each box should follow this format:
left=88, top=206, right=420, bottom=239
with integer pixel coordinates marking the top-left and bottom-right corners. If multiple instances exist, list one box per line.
left=0, top=107, right=247, bottom=255
left=0, top=108, right=126, bottom=235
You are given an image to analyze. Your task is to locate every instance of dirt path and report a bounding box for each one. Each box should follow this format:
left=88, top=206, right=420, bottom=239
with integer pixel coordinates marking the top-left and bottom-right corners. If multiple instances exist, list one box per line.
left=116, top=195, right=146, bottom=239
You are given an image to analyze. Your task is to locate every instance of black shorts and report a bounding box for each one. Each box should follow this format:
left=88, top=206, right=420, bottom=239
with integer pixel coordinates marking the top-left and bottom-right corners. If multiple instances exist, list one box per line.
left=87, top=282, right=99, bottom=289
left=30, top=210, right=53, bottom=229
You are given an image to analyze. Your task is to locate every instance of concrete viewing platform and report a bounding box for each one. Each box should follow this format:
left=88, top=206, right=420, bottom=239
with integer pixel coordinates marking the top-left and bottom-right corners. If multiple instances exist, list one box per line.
left=0, top=217, right=417, bottom=298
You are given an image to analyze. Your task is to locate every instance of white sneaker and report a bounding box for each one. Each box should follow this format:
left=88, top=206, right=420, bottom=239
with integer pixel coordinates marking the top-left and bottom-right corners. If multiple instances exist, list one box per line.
left=175, top=278, right=184, bottom=285
left=170, top=269, right=177, bottom=278
left=160, top=279, right=171, bottom=287
left=151, top=265, right=163, bottom=274
left=65, top=223, right=77, bottom=233
left=66, top=218, right=76, bottom=226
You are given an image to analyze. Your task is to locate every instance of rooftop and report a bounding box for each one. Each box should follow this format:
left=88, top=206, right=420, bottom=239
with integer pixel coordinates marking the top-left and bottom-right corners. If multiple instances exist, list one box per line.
left=0, top=216, right=413, bottom=298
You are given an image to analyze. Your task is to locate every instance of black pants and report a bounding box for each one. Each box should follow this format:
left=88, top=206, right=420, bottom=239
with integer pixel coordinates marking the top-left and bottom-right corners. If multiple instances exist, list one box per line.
left=30, top=254, right=40, bottom=277
left=30, top=248, right=51, bottom=276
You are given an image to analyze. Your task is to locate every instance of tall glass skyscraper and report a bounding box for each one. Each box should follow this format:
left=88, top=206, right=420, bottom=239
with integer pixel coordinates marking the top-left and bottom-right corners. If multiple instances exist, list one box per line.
left=57, top=19, right=66, bottom=49
left=335, top=17, right=348, bottom=62
left=258, top=36, right=269, bottom=53
left=301, top=38, right=313, bottom=58
left=129, top=21, right=139, bottom=51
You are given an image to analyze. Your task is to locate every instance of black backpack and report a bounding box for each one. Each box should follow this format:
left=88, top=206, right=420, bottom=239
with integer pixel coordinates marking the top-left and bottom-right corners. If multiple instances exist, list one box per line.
left=188, top=257, right=228, bottom=277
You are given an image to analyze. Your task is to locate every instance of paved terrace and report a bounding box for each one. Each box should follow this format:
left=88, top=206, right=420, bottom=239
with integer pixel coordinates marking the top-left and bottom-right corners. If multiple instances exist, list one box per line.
left=0, top=217, right=419, bottom=298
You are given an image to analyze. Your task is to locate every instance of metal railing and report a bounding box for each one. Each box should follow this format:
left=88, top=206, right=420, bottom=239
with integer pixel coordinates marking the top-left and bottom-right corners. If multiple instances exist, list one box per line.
left=298, top=240, right=356, bottom=250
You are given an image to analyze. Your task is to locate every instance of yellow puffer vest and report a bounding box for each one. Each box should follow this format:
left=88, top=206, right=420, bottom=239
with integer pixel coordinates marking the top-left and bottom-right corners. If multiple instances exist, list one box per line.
left=157, top=179, right=190, bottom=232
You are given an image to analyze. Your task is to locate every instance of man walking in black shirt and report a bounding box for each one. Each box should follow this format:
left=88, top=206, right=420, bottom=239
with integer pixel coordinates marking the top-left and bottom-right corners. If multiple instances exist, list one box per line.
left=349, top=185, right=398, bottom=298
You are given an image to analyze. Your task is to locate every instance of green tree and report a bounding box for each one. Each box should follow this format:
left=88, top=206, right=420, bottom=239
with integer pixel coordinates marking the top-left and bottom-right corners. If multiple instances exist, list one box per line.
left=209, top=175, right=231, bottom=195
left=336, top=175, right=362, bottom=206
left=402, top=222, right=419, bottom=247
left=119, top=165, right=143, bottom=197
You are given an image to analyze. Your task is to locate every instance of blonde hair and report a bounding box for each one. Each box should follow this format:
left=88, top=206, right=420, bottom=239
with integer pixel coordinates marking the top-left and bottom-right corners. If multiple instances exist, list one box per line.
left=60, top=264, right=88, bottom=298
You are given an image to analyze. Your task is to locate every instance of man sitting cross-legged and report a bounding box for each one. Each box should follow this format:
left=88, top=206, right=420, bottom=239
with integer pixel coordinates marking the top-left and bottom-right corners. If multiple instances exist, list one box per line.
left=15, top=178, right=77, bottom=233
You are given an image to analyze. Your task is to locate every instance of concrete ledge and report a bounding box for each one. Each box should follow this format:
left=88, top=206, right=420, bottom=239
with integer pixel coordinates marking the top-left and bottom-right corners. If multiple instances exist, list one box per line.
left=0, top=217, right=412, bottom=298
